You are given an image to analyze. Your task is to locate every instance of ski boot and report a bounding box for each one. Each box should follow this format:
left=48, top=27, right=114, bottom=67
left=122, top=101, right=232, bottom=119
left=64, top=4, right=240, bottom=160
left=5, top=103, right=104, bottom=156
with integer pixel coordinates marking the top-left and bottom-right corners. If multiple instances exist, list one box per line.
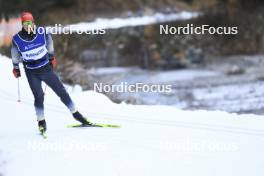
left=38, top=119, right=47, bottom=134
left=72, top=111, right=92, bottom=125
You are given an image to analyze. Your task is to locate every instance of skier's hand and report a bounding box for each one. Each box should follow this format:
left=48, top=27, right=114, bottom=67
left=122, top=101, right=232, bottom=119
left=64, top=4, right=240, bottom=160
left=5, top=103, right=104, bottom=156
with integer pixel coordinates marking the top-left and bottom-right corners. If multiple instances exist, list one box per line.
left=50, top=57, right=57, bottom=69
left=12, top=68, right=21, bottom=78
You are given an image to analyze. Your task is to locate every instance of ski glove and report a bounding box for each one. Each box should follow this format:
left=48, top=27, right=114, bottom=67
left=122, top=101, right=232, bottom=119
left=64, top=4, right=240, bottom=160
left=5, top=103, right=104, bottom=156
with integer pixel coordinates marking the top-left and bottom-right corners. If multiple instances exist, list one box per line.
left=49, top=57, right=57, bottom=68
left=12, top=68, right=21, bottom=78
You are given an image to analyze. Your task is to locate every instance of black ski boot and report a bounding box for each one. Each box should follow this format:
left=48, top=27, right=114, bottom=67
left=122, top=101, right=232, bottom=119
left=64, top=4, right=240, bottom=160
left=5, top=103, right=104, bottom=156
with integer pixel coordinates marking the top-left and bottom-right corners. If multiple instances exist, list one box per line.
left=72, top=111, right=91, bottom=125
left=38, top=119, right=47, bottom=133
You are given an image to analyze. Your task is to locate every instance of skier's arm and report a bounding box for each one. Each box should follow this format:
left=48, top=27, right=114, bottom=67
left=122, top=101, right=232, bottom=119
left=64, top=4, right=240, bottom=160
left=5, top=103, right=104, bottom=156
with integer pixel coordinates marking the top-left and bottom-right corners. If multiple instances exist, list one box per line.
left=11, top=40, right=21, bottom=69
left=45, top=31, right=57, bottom=68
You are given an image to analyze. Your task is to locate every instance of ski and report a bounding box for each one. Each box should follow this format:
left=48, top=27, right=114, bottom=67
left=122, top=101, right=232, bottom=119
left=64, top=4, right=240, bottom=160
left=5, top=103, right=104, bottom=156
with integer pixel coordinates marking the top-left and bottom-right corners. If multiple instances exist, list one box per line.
left=39, top=127, right=47, bottom=139
left=40, top=131, right=47, bottom=139
left=67, top=123, right=121, bottom=128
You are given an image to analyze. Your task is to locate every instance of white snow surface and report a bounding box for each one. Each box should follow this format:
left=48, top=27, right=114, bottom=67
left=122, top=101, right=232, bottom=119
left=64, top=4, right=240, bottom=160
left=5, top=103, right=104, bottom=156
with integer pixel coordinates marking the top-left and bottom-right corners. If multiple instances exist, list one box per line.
left=0, top=53, right=264, bottom=176
left=66, top=11, right=199, bottom=32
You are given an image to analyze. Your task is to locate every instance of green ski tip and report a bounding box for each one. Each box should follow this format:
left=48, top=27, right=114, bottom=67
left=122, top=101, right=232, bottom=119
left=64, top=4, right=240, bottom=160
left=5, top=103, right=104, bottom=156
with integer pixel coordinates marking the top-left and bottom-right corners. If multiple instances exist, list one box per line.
left=39, top=127, right=47, bottom=139
left=95, top=123, right=121, bottom=128
left=41, top=132, right=47, bottom=139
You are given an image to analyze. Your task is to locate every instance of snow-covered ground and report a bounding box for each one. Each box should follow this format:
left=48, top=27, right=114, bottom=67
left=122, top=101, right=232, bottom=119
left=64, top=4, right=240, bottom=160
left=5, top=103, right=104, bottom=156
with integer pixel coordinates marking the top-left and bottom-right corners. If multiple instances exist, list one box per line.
left=1, top=53, right=264, bottom=176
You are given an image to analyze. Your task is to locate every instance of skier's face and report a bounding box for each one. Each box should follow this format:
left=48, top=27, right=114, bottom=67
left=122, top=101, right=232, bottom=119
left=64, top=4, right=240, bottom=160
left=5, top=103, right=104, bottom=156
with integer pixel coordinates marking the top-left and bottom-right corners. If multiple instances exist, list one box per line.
left=22, top=21, right=35, bottom=34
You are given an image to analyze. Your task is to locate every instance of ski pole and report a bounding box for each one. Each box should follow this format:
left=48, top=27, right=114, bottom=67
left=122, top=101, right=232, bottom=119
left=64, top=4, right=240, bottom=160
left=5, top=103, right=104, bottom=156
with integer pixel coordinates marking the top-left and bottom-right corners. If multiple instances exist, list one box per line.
left=17, top=78, right=21, bottom=102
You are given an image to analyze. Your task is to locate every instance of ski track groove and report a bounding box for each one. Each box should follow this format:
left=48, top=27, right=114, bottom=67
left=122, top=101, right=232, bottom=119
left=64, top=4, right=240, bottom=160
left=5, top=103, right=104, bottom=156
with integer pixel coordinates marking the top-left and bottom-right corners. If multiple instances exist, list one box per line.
left=1, top=86, right=264, bottom=137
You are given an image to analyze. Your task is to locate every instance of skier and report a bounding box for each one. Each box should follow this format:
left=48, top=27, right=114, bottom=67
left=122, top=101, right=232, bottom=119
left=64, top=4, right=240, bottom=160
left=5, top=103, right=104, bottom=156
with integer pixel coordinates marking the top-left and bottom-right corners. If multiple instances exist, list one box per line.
left=11, top=12, right=91, bottom=133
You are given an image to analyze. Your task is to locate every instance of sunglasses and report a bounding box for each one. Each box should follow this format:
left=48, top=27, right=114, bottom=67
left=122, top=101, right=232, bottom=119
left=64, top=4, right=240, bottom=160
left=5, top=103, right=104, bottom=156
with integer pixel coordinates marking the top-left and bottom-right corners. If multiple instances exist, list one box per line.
left=22, top=21, right=33, bottom=25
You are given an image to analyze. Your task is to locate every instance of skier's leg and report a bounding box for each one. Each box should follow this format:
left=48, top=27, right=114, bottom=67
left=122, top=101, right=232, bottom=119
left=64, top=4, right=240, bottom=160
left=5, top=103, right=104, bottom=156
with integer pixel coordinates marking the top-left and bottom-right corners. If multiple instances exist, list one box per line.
left=41, top=67, right=77, bottom=113
left=41, top=66, right=91, bottom=124
left=25, top=71, right=45, bottom=121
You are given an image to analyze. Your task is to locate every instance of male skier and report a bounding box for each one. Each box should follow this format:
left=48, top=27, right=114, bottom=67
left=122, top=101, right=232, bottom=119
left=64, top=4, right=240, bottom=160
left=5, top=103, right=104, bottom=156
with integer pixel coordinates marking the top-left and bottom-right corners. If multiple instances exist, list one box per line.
left=11, top=12, right=91, bottom=133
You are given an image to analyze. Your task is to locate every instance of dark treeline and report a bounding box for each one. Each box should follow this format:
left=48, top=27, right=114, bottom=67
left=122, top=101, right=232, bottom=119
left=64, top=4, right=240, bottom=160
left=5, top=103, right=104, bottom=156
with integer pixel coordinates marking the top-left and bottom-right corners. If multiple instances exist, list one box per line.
left=1, top=0, right=264, bottom=58
left=1, top=0, right=263, bottom=20
left=0, top=0, right=75, bottom=20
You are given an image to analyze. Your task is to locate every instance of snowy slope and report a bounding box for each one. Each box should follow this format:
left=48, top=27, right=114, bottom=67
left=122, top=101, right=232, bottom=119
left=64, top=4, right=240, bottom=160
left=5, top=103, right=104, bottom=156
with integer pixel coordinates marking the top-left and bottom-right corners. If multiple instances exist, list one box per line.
left=1, top=53, right=264, bottom=176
